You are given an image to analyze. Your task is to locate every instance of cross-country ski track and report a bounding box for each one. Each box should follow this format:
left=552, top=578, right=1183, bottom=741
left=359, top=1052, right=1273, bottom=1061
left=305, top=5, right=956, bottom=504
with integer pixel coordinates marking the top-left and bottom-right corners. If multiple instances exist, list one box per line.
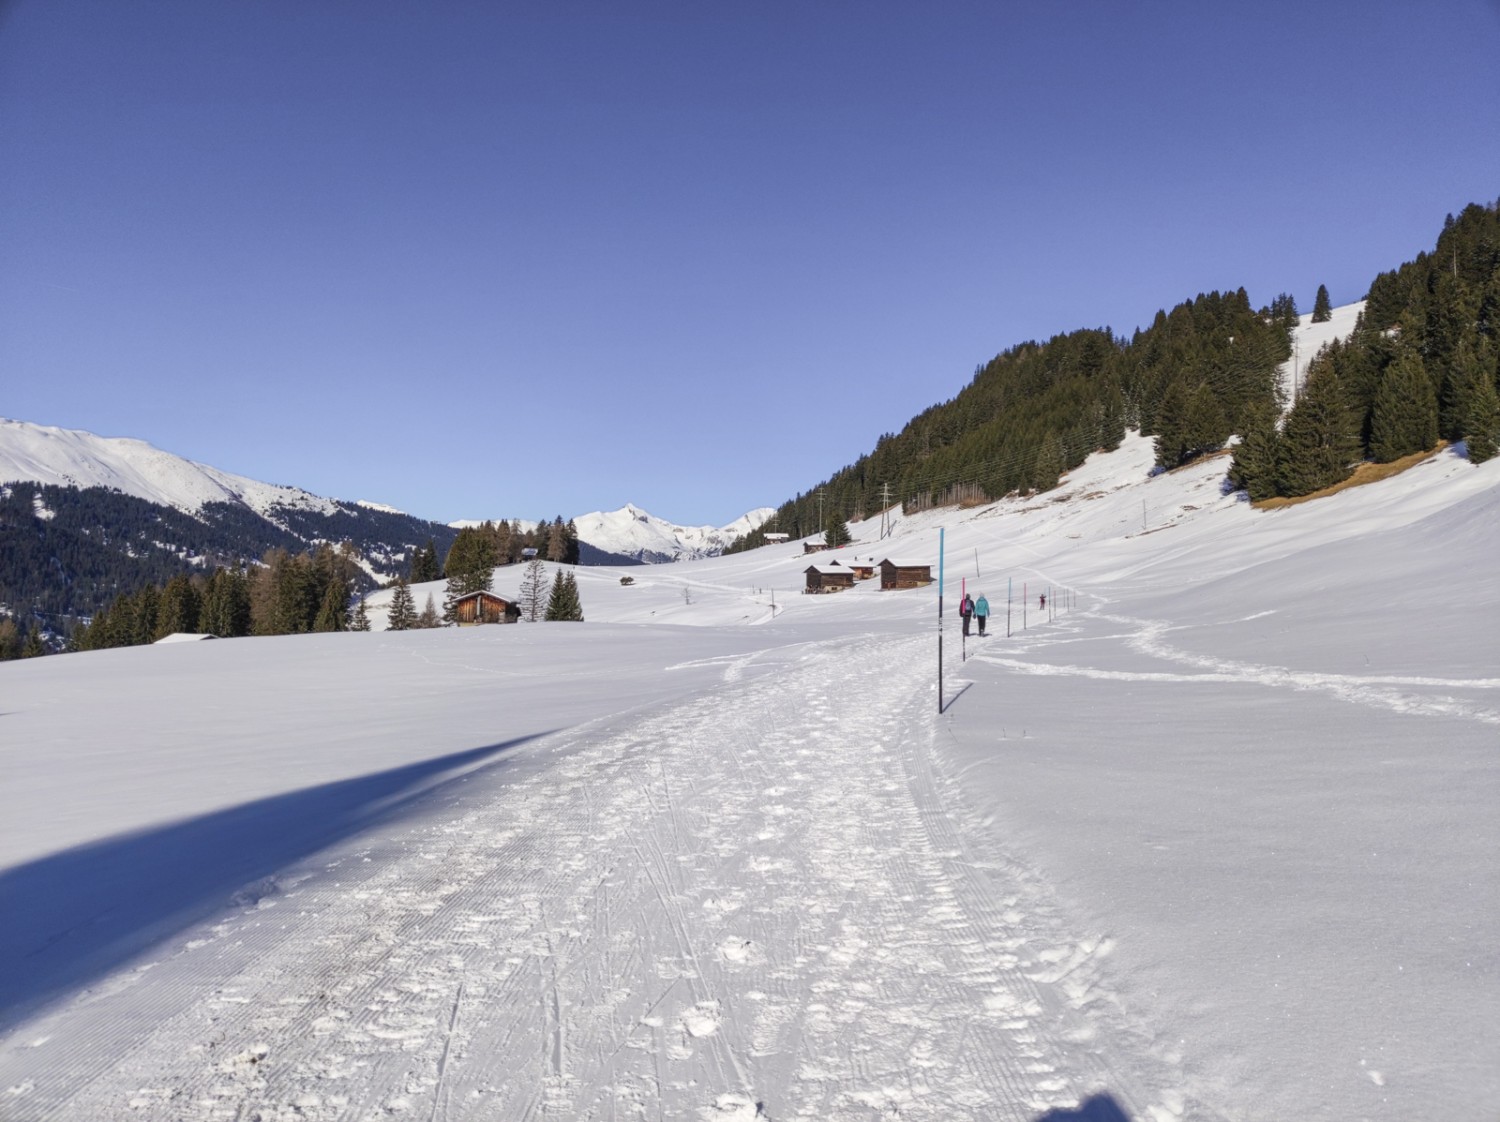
left=5, top=632, right=1202, bottom=1122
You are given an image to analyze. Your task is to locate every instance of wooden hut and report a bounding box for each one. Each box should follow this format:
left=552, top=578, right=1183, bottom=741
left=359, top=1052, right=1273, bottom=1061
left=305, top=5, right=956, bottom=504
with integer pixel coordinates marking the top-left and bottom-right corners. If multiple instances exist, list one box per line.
left=450, top=590, right=521, bottom=625
left=878, top=559, right=933, bottom=590
left=842, top=558, right=877, bottom=581
left=804, top=563, right=855, bottom=594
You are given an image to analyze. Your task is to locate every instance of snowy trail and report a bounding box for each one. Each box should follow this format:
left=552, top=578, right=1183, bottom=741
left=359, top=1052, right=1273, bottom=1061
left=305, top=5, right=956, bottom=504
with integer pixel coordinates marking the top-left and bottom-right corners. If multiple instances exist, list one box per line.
left=10, top=633, right=1186, bottom=1121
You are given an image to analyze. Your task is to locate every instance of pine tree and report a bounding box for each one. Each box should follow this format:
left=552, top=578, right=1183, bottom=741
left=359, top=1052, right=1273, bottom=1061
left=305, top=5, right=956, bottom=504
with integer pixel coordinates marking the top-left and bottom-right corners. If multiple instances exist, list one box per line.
left=350, top=595, right=371, bottom=631
left=411, top=539, right=440, bottom=583
left=201, top=567, right=251, bottom=637
left=1152, top=380, right=1191, bottom=469
left=156, top=574, right=201, bottom=638
left=442, top=527, right=497, bottom=622
left=312, top=580, right=346, bottom=632
left=519, top=558, right=548, bottom=622
left=1369, top=352, right=1439, bottom=462
left=1227, top=403, right=1282, bottom=500
left=1311, top=284, right=1333, bottom=323
left=1277, top=363, right=1359, bottom=495
left=417, top=593, right=442, bottom=629
left=1464, top=372, right=1500, bottom=464
left=21, top=625, right=46, bottom=658
left=543, top=570, right=582, bottom=621
left=1181, top=383, right=1228, bottom=461
left=387, top=578, right=417, bottom=631
left=825, top=517, right=852, bottom=548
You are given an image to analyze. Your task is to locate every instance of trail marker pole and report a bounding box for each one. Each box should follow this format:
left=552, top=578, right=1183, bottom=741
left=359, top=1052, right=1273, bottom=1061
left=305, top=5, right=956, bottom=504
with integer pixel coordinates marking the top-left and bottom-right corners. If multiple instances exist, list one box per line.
left=1007, top=577, right=1012, bottom=638
left=938, top=528, right=946, bottom=714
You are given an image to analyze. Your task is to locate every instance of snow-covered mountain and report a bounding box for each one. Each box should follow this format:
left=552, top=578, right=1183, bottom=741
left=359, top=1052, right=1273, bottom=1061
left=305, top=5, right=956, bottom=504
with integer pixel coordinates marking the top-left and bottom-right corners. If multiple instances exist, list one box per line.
left=448, top=506, right=772, bottom=564
left=0, top=418, right=462, bottom=620
left=0, top=417, right=341, bottom=519
left=571, top=503, right=774, bottom=564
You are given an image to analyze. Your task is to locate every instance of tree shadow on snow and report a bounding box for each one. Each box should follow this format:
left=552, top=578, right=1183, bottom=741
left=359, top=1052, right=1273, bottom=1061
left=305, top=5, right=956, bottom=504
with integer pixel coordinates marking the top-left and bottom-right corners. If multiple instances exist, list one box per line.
left=0, top=735, right=543, bottom=1032
left=1034, top=1094, right=1131, bottom=1122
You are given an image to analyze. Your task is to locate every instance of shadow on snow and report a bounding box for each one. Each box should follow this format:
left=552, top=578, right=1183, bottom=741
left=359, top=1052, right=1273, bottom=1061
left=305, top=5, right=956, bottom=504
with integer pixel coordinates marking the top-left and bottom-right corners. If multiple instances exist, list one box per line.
left=0, top=735, right=542, bottom=1032
left=1035, top=1093, right=1131, bottom=1121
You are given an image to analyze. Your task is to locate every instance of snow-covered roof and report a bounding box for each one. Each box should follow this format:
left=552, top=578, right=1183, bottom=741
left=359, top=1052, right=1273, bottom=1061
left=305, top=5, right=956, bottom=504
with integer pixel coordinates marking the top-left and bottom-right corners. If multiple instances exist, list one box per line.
left=152, top=632, right=217, bottom=644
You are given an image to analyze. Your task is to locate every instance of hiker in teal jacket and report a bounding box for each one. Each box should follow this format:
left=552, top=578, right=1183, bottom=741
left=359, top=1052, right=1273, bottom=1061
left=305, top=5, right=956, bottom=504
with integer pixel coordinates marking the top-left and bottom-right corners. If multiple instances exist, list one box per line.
left=974, top=593, right=990, bottom=635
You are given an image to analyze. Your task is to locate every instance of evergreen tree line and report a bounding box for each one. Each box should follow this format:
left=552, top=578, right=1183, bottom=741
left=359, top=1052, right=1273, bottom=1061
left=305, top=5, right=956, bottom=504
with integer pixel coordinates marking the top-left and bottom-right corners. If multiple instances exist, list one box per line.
left=1230, top=199, right=1500, bottom=499
left=72, top=542, right=363, bottom=651
left=0, top=482, right=461, bottom=642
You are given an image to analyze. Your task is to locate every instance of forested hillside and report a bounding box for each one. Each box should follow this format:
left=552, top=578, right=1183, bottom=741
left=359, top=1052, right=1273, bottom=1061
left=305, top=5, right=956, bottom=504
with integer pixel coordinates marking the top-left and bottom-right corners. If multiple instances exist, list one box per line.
left=1231, top=200, right=1500, bottom=498
left=734, top=197, right=1500, bottom=548
left=0, top=483, right=460, bottom=645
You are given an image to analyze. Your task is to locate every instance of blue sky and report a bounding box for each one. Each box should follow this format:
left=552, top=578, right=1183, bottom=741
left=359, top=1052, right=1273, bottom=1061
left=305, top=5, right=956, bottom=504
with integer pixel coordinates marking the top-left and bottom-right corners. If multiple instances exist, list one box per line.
left=3, top=2, right=1498, bottom=526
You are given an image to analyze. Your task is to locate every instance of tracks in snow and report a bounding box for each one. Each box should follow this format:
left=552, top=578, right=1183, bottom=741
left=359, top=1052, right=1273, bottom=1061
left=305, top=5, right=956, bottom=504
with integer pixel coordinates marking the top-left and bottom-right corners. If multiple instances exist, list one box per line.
left=17, top=633, right=1155, bottom=1121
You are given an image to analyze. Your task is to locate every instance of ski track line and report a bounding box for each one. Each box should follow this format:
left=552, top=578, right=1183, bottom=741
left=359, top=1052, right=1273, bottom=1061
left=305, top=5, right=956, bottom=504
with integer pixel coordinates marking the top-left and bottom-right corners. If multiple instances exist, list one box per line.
left=16, top=633, right=1184, bottom=1122
left=971, top=602, right=1499, bottom=726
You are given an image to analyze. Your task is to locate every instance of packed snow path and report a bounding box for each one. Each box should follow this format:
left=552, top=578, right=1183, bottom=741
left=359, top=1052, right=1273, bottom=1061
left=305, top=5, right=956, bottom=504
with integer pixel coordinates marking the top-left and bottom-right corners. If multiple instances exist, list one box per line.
left=8, top=634, right=1190, bottom=1121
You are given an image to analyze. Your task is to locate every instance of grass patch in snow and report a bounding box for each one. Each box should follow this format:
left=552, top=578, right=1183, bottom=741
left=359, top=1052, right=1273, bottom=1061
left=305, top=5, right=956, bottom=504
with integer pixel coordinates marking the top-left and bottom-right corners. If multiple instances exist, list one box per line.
left=1254, top=443, right=1448, bottom=510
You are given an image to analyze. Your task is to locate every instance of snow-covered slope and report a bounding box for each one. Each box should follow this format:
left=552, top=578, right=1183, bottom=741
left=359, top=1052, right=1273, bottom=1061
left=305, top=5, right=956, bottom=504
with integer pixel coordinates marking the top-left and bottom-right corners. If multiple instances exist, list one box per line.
left=4, top=432, right=1498, bottom=1121
left=0, top=417, right=340, bottom=517
left=571, top=502, right=774, bottom=563
left=1279, top=300, right=1364, bottom=405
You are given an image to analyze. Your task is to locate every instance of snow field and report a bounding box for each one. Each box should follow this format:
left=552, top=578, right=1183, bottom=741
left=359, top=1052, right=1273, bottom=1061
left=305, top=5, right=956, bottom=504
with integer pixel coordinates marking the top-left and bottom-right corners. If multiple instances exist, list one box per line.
left=4, top=393, right=1498, bottom=1120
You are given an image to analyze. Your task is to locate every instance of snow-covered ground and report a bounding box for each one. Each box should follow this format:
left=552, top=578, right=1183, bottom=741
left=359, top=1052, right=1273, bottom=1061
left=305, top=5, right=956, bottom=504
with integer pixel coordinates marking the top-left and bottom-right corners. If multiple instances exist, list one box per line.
left=3, top=430, right=1496, bottom=1121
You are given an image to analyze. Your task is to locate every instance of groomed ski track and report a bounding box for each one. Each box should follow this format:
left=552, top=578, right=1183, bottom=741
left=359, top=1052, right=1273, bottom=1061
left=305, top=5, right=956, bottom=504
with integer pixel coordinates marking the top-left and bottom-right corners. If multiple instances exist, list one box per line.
left=12, top=632, right=1191, bottom=1122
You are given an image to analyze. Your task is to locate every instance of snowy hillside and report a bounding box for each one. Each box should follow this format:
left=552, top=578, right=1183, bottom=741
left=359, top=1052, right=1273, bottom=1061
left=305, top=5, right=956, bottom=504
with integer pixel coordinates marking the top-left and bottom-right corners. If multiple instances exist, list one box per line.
left=6, top=432, right=1492, bottom=1121
left=0, top=417, right=340, bottom=518
left=571, top=502, right=775, bottom=563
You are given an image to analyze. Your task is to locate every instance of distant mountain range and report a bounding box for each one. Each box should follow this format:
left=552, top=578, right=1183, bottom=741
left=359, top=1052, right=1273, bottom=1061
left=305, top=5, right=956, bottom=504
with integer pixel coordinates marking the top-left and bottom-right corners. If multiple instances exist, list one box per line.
left=0, top=417, right=769, bottom=626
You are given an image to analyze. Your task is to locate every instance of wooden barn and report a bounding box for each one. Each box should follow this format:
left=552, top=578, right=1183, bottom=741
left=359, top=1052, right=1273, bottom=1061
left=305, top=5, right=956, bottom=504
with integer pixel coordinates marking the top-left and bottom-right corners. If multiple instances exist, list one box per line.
left=763, top=532, right=790, bottom=544
left=842, top=558, right=877, bottom=581
left=803, top=539, right=830, bottom=555
left=804, top=564, right=855, bottom=594
left=879, top=559, right=933, bottom=590
left=450, top=590, right=521, bottom=625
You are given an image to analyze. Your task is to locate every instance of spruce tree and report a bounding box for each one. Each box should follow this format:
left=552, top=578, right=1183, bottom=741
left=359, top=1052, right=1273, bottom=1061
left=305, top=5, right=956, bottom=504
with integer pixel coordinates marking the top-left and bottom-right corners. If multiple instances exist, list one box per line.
left=312, top=580, right=346, bottom=632
left=411, top=539, right=440, bottom=583
left=1227, top=404, right=1282, bottom=500
left=387, top=578, right=417, bottom=631
left=1277, top=364, right=1359, bottom=495
left=21, top=625, right=46, bottom=658
left=825, top=517, right=852, bottom=548
left=350, top=595, right=371, bottom=631
left=1311, top=284, right=1333, bottom=323
left=1464, top=373, right=1500, bottom=464
left=417, top=594, right=442, bottom=629
left=1369, top=352, right=1439, bottom=462
left=1181, top=383, right=1228, bottom=461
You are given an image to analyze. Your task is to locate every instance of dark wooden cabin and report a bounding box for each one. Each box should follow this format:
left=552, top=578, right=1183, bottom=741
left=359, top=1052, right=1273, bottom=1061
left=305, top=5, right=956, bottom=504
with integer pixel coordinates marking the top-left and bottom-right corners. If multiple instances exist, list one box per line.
left=804, top=564, right=855, bottom=594
left=450, top=590, right=521, bottom=625
left=879, top=559, right=933, bottom=590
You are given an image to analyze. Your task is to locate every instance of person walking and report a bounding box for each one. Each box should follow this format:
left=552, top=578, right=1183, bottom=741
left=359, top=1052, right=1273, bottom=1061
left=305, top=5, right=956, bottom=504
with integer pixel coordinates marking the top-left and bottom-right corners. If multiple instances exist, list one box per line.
left=959, top=591, right=974, bottom=637
left=975, top=592, right=990, bottom=635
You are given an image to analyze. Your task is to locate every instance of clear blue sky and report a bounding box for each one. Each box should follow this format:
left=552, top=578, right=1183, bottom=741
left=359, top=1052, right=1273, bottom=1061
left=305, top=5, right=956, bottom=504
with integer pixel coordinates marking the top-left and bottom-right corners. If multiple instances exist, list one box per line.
left=3, top=2, right=1498, bottom=526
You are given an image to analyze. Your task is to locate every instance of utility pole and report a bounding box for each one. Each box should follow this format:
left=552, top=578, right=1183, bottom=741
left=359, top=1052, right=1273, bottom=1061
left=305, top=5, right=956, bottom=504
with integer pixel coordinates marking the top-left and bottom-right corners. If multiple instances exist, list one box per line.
left=878, top=482, right=892, bottom=539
